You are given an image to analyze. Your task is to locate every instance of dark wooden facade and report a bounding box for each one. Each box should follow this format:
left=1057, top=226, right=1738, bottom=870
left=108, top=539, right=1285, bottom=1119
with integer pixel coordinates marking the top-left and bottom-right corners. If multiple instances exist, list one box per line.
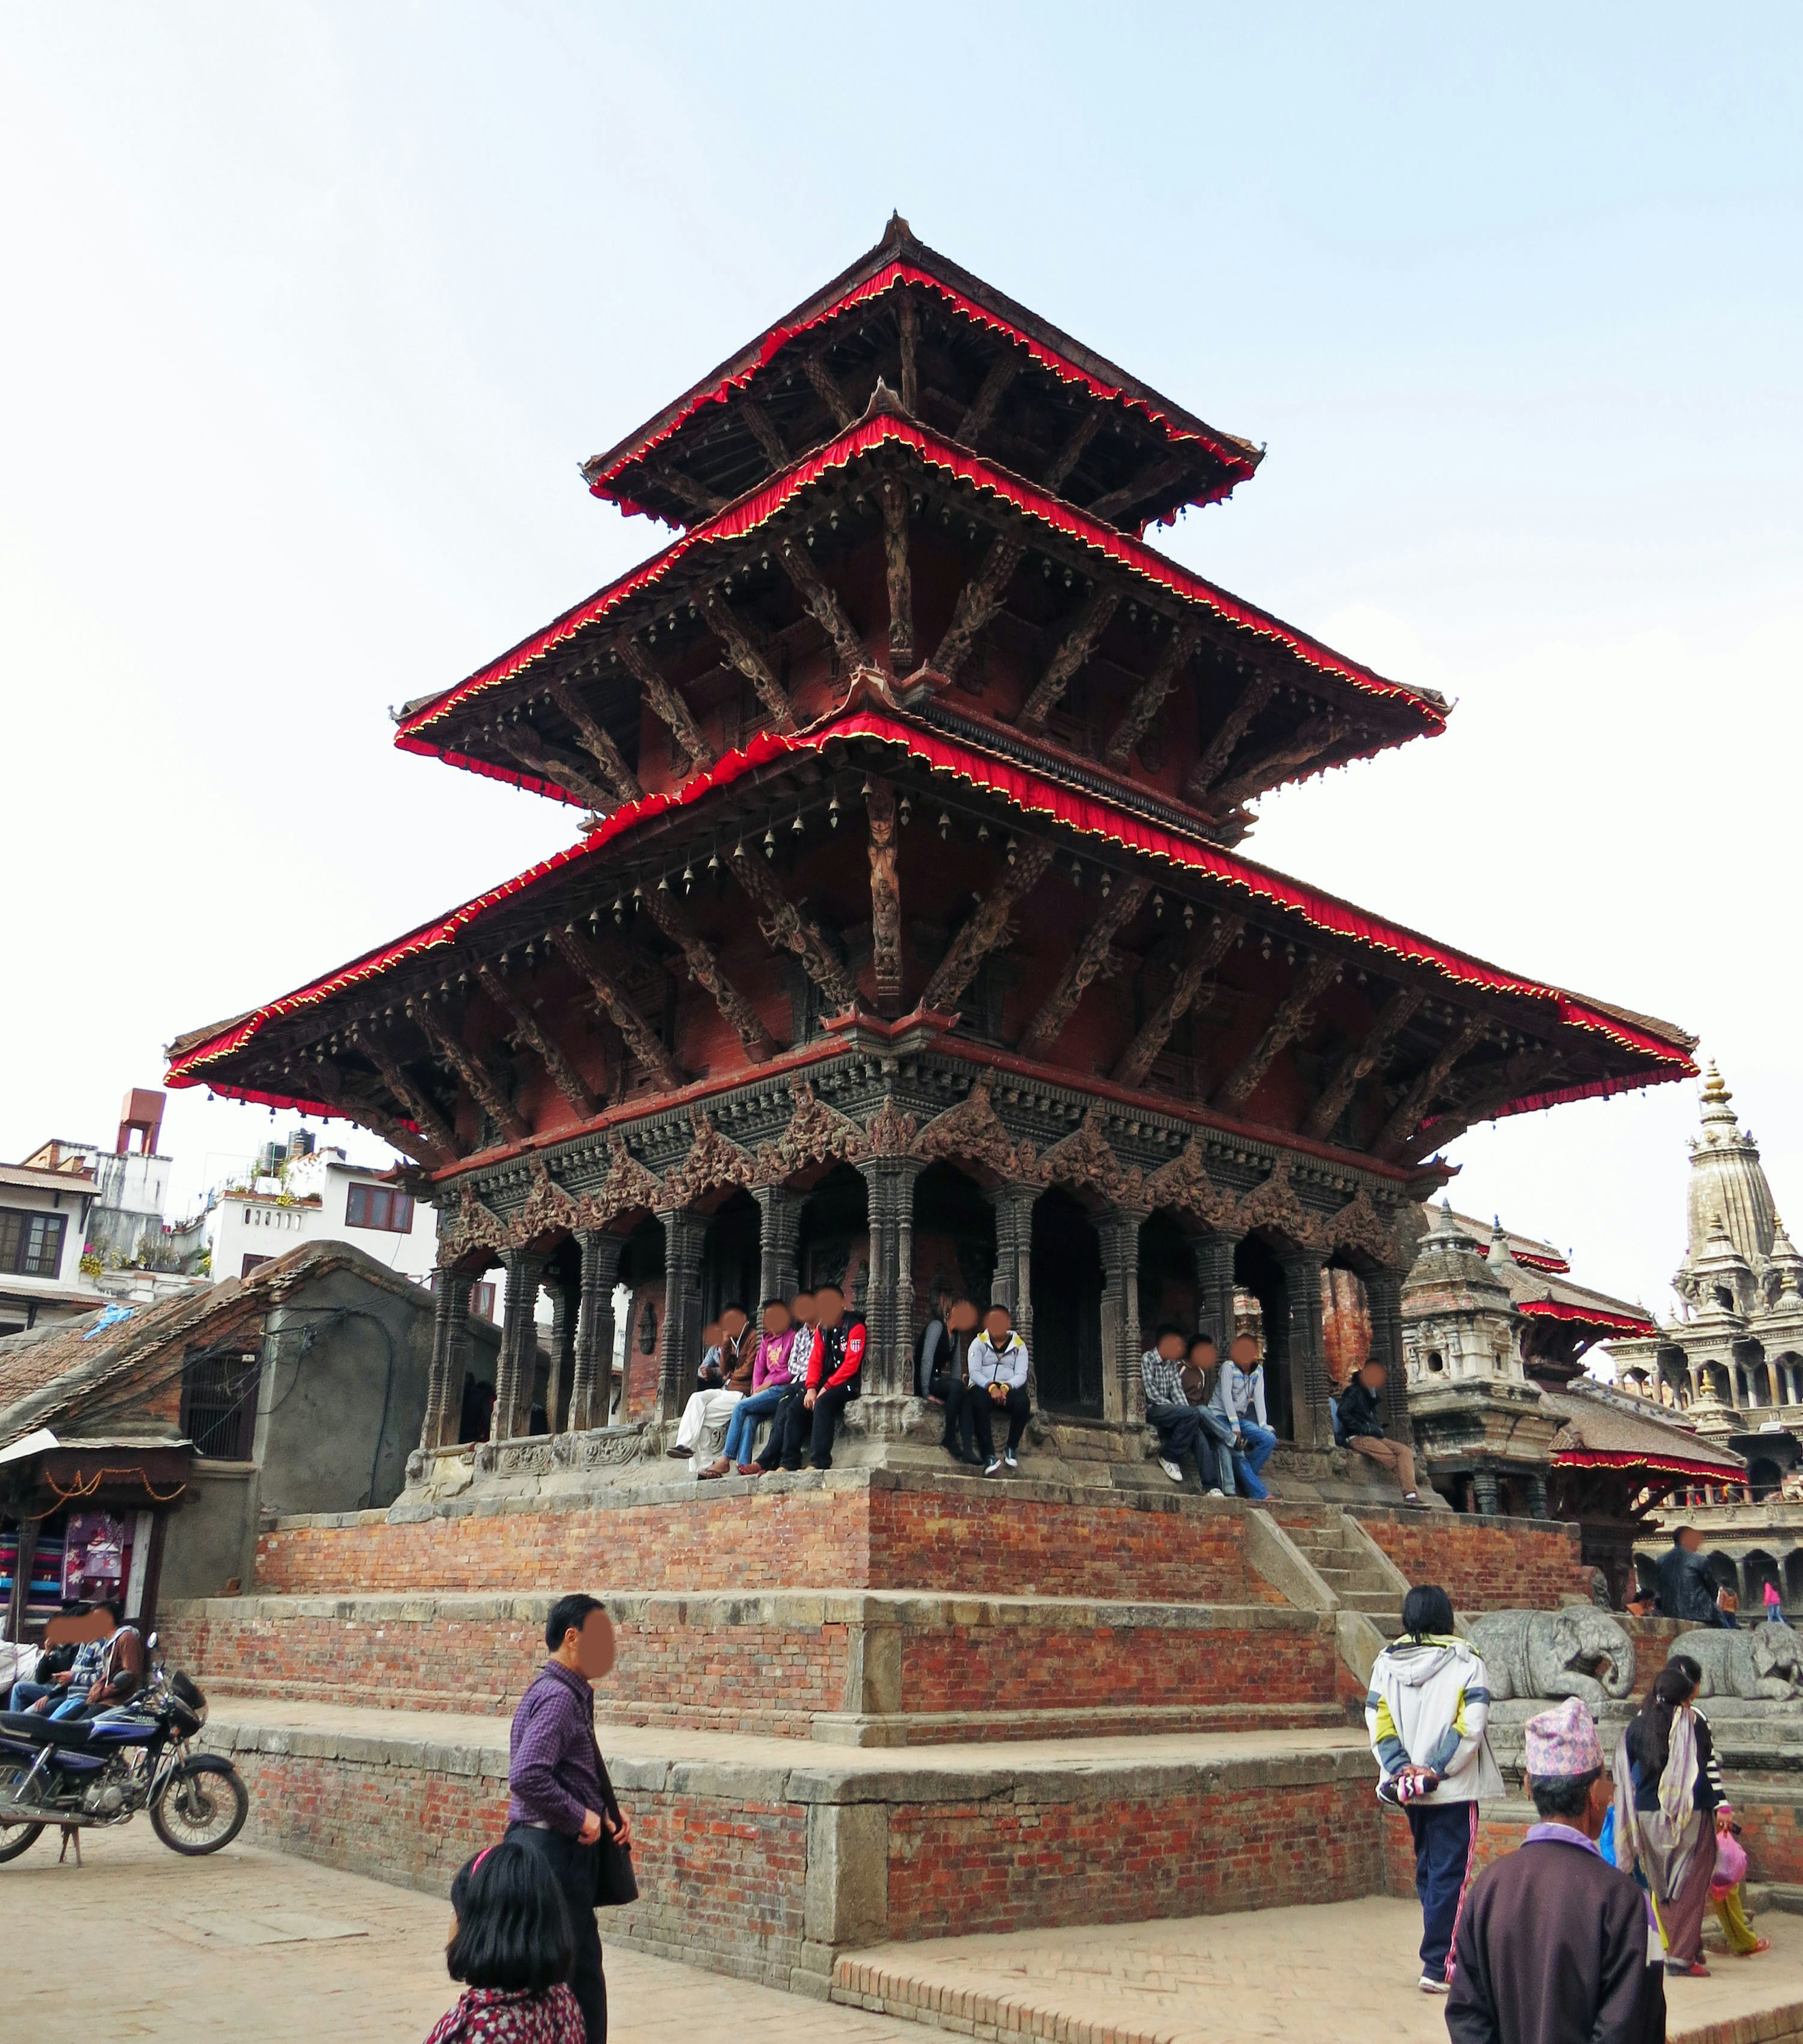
left=166, top=230, right=1696, bottom=1476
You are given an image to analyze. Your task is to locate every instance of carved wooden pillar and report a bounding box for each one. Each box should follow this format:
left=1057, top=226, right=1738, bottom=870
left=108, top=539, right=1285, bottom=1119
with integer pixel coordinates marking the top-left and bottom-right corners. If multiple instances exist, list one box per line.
left=570, top=1230, right=623, bottom=1432
left=421, top=1265, right=472, bottom=1451
left=1278, top=1247, right=1330, bottom=1452
left=1096, top=1206, right=1149, bottom=1424
left=858, top=1157, right=921, bottom=1398
left=753, top=1185, right=801, bottom=1305
left=493, top=1250, right=546, bottom=1442
left=987, top=1183, right=1038, bottom=1356
left=1363, top=1265, right=1412, bottom=1443
left=656, top=1208, right=705, bottom=1424
left=1472, top=1469, right=1501, bottom=1518
left=1189, top=1231, right=1239, bottom=1352
left=547, top=1278, right=577, bottom=1435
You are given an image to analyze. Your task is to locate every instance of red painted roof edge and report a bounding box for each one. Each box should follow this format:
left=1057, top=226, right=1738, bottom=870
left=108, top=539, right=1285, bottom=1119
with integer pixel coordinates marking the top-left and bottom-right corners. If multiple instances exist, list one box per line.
left=168, top=711, right=1695, bottom=1107
left=395, top=413, right=1441, bottom=747
left=1518, top=1298, right=1658, bottom=1336
left=1553, top=1449, right=1740, bottom=1480
left=582, top=259, right=1260, bottom=510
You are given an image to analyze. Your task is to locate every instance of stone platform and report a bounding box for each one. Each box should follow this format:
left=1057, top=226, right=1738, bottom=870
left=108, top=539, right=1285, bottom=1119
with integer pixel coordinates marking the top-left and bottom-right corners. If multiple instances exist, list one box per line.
left=199, top=1698, right=1383, bottom=1995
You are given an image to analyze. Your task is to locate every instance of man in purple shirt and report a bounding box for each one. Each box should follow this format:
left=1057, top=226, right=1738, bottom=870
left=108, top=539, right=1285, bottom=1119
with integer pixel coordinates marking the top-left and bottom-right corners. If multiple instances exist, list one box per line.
left=506, top=1593, right=632, bottom=2044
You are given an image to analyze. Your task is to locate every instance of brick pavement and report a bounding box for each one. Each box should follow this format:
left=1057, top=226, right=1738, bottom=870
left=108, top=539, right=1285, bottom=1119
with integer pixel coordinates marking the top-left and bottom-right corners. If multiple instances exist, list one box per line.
left=0, top=1821, right=922, bottom=2042
left=834, top=1897, right=1803, bottom=2044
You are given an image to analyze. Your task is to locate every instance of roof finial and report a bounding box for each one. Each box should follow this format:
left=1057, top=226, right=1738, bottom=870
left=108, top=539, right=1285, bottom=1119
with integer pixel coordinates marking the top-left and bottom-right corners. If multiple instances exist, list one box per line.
left=885, top=210, right=914, bottom=244
left=1703, top=1060, right=1731, bottom=1104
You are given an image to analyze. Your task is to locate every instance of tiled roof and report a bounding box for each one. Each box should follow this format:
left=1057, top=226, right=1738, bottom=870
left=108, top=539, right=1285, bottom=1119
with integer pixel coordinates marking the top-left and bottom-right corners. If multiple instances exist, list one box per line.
left=1541, top=1377, right=1743, bottom=1475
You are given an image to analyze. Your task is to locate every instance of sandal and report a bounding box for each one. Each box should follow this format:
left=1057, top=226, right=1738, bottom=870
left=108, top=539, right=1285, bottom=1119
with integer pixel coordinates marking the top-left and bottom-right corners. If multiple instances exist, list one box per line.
left=1667, top=1962, right=1712, bottom=1978
left=695, top=1458, right=731, bottom=1480
left=1738, top=1939, right=1772, bottom=1958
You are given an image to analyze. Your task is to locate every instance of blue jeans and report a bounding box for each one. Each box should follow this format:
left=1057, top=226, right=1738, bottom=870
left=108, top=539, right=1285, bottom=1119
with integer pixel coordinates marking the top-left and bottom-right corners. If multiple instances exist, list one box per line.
left=1408, top=1800, right=1477, bottom=1983
left=7, top=1680, right=60, bottom=1713
left=50, top=1691, right=96, bottom=1720
left=1192, top=1404, right=1238, bottom=1496
left=723, top=1383, right=788, bottom=1464
left=1232, top=1420, right=1278, bottom=1500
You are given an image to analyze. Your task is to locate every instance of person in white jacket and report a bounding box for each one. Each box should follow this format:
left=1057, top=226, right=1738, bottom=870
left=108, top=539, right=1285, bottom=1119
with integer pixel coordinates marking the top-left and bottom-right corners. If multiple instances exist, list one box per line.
left=1365, top=1584, right=1504, bottom=1996
left=966, top=1303, right=1031, bottom=1476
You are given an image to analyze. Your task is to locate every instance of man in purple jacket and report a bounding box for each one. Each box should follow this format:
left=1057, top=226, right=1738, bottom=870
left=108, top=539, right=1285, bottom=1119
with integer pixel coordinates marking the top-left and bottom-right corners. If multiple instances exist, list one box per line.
left=506, top=1593, right=633, bottom=2043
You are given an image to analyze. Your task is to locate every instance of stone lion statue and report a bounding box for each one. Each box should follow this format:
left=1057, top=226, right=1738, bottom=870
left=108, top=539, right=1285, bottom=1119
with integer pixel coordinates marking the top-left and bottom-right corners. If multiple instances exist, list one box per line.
left=1464, top=1607, right=1637, bottom=1707
left=1669, top=1626, right=1803, bottom=1700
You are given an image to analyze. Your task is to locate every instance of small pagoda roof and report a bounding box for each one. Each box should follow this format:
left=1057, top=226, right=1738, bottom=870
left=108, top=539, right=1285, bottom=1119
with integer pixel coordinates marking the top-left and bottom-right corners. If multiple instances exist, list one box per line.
left=582, top=216, right=1263, bottom=533
left=169, top=696, right=1696, bottom=1143
left=396, top=408, right=1445, bottom=824
left=1541, top=1375, right=1743, bottom=1482
left=1437, top=1205, right=1658, bottom=1338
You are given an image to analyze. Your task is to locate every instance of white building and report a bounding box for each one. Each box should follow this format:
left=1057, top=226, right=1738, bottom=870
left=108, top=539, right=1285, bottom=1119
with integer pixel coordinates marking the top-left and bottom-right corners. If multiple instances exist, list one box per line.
left=0, top=1158, right=102, bottom=1335
left=208, top=1145, right=444, bottom=1294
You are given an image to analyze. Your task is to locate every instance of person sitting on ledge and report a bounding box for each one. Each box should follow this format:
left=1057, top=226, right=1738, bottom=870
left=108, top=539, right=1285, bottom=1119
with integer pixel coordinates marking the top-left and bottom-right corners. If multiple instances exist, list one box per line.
left=700, top=1296, right=797, bottom=1480
left=667, top=1303, right=751, bottom=1463
left=1141, top=1324, right=1210, bottom=1487
left=755, top=1281, right=866, bottom=1473
left=925, top=1295, right=981, bottom=1465
left=967, top=1302, right=1031, bottom=1477
left=1334, top=1354, right=1424, bottom=1505
left=1214, top=1333, right=1279, bottom=1502
left=1185, top=1335, right=1246, bottom=1500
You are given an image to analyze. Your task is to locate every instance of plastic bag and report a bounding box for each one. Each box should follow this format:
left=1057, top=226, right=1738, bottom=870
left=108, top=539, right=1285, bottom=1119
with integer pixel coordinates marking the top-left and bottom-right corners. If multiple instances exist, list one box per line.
left=1712, top=1829, right=1749, bottom=1892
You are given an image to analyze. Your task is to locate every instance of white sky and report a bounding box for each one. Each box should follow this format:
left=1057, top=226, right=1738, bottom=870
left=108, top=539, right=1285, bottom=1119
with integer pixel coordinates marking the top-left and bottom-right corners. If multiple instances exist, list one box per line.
left=2, top=8, right=1798, bottom=1312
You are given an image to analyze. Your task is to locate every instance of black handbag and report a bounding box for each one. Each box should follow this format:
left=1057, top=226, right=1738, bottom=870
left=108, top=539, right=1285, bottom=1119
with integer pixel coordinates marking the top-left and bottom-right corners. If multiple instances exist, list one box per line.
left=591, top=1759, right=638, bottom=1908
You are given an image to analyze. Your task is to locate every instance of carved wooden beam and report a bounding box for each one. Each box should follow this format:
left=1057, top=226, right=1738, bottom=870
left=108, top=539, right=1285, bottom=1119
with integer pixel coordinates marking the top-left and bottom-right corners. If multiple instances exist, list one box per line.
left=1018, top=878, right=1150, bottom=1059
left=921, top=839, right=1056, bottom=1014
left=736, top=395, right=789, bottom=469
left=1019, top=584, right=1124, bottom=729
left=1111, top=914, right=1244, bottom=1091
left=1043, top=410, right=1104, bottom=492
left=473, top=962, right=596, bottom=1121
left=615, top=638, right=717, bottom=770
left=802, top=352, right=855, bottom=429
left=1086, top=453, right=1194, bottom=527
left=1399, top=1048, right=1550, bottom=1160
left=1211, top=712, right=1346, bottom=810
left=418, top=1010, right=530, bottom=1143
left=353, top=1032, right=462, bottom=1161
left=548, top=926, right=682, bottom=1091
left=1104, top=626, right=1200, bottom=768
left=727, top=854, right=859, bottom=1012
left=648, top=465, right=726, bottom=519
left=878, top=473, right=913, bottom=671
left=1214, top=955, right=1340, bottom=1112
left=697, top=588, right=796, bottom=730
left=546, top=677, right=642, bottom=802
left=492, top=728, right=617, bottom=812
left=1302, top=987, right=1426, bottom=1142
left=955, top=355, right=1019, bottom=445
left=642, top=891, right=774, bottom=1061
left=864, top=776, right=902, bottom=1010
left=932, top=533, right=1026, bottom=682
left=778, top=534, right=866, bottom=672
left=1374, top=1014, right=1489, bottom=1159
left=305, top=1057, right=450, bottom=1170
left=1185, top=671, right=1279, bottom=802
left=898, top=294, right=920, bottom=413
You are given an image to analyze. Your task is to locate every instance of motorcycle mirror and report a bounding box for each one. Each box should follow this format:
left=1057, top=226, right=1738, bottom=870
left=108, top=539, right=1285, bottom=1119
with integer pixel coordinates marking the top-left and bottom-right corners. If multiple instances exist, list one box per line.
left=146, top=1633, right=158, bottom=1650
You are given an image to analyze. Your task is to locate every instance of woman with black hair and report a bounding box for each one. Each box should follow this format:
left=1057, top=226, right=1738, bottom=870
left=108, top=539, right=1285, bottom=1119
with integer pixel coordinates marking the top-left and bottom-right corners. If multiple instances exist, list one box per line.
left=1365, top=1584, right=1503, bottom=1994
left=1612, top=1662, right=1721, bottom=1976
left=425, top=1840, right=585, bottom=2042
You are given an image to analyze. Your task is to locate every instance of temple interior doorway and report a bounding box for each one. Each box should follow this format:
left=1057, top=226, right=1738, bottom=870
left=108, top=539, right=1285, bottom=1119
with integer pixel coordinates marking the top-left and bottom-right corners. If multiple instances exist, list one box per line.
left=1135, top=1209, right=1197, bottom=1337
left=1234, top=1233, right=1295, bottom=1440
left=701, top=1190, right=761, bottom=1325
left=910, top=1163, right=997, bottom=1340
left=1031, top=1187, right=1103, bottom=1416
left=796, top=1165, right=870, bottom=1308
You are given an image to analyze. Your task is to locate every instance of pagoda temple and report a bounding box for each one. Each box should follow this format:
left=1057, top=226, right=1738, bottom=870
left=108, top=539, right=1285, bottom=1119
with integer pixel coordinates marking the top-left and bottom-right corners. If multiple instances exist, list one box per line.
left=164, top=216, right=1698, bottom=1488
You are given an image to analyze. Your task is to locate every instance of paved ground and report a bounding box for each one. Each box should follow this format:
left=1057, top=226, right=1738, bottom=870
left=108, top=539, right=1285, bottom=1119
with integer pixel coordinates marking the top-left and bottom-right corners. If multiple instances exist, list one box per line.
left=12, top=1811, right=1803, bottom=2044
left=836, top=1897, right=1803, bottom=2044
left=0, top=1821, right=921, bottom=2042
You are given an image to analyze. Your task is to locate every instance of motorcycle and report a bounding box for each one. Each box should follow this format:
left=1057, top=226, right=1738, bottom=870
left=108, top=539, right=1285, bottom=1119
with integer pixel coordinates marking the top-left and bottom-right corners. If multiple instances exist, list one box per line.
left=0, top=1635, right=248, bottom=1862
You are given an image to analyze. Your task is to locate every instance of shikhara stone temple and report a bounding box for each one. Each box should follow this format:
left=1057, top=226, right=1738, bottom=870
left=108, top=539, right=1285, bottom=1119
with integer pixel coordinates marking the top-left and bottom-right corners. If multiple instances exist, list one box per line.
left=145, top=220, right=1774, bottom=1993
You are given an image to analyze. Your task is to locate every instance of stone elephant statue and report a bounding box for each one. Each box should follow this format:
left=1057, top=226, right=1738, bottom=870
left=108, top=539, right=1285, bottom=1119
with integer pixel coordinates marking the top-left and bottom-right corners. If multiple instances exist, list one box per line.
left=1464, top=1607, right=1638, bottom=1707
left=1669, top=1626, right=1803, bottom=1700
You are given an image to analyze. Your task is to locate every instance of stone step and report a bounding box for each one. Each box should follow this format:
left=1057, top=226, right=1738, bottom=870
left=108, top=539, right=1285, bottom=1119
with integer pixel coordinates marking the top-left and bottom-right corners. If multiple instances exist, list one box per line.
left=198, top=1698, right=1386, bottom=1994
left=162, top=1587, right=1343, bottom=1744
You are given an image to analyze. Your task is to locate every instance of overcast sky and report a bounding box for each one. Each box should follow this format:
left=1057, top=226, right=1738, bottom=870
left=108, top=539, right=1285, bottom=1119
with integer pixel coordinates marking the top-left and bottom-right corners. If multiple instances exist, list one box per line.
left=3, top=7, right=1798, bottom=1312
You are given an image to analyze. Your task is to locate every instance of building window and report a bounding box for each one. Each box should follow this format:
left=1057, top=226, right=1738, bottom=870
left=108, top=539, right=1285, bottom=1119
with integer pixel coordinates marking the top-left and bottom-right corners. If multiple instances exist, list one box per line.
left=346, top=1184, right=415, bottom=1233
left=470, top=1280, right=497, bottom=1322
left=0, top=1208, right=66, bottom=1278
left=240, top=1254, right=271, bottom=1278
left=179, top=1344, right=262, bottom=1460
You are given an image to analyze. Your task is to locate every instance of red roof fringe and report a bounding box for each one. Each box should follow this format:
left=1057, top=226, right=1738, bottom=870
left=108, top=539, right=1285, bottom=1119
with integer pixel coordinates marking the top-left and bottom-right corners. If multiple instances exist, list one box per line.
left=1518, top=1299, right=1657, bottom=1337
left=397, top=414, right=1440, bottom=746
left=587, top=261, right=1259, bottom=515
left=169, top=713, right=1695, bottom=1119
left=1553, top=1450, right=1737, bottom=1481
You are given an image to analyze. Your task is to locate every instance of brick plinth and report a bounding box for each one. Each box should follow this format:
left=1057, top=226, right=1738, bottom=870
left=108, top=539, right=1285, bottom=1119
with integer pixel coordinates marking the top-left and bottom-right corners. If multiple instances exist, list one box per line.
left=162, top=1589, right=1341, bottom=1744
left=1353, top=1508, right=1595, bottom=1610
left=252, top=1472, right=1285, bottom=1604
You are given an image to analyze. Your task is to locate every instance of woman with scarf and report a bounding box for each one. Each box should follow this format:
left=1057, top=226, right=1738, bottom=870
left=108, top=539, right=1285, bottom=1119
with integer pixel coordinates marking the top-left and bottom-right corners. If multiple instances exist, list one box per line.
left=1613, top=1662, right=1720, bottom=1977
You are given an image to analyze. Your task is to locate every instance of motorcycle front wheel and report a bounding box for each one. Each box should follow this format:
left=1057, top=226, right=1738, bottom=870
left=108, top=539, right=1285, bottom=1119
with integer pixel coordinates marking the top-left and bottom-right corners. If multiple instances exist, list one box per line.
left=151, top=1758, right=248, bottom=1855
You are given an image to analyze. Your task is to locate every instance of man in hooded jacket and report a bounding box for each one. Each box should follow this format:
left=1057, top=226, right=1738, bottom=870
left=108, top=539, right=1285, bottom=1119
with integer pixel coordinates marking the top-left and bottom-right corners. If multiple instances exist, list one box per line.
left=1366, top=1583, right=1504, bottom=1994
